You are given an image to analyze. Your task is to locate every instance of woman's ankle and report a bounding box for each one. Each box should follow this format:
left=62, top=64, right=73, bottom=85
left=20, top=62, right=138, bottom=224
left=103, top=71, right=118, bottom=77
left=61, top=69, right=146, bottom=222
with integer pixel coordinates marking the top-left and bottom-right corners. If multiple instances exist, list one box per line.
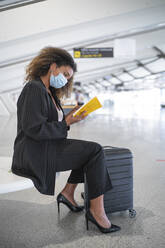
left=61, top=183, right=77, bottom=197
left=90, top=206, right=106, bottom=216
left=90, top=195, right=105, bottom=214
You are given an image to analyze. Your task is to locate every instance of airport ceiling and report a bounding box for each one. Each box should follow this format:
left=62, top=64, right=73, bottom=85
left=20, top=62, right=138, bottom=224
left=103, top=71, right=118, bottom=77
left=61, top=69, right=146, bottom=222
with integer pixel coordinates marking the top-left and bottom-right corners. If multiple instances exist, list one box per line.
left=0, top=0, right=165, bottom=93
left=0, top=0, right=46, bottom=11
left=73, top=29, right=165, bottom=92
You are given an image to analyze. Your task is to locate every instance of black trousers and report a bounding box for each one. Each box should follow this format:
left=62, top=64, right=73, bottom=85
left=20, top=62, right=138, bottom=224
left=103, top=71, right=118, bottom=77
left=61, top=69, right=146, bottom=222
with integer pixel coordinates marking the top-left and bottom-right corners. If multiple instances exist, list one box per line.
left=55, top=139, right=113, bottom=200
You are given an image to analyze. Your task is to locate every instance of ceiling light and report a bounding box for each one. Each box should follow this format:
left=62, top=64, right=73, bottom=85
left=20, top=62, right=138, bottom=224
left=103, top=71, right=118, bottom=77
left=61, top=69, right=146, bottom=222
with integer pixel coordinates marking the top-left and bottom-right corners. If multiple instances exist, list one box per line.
left=145, top=58, right=165, bottom=73
left=118, top=73, right=134, bottom=82
left=110, top=77, right=121, bottom=85
left=130, top=67, right=150, bottom=78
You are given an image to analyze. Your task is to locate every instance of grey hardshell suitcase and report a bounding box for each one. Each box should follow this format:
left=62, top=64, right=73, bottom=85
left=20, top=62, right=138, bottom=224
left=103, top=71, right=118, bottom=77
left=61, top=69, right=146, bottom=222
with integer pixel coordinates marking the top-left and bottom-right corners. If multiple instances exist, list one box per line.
left=84, top=146, right=136, bottom=218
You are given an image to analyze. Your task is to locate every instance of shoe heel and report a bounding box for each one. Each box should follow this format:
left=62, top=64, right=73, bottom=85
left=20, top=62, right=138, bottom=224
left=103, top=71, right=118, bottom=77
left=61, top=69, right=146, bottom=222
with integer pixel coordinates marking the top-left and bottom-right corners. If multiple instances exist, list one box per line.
left=57, top=201, right=60, bottom=213
left=85, top=215, right=89, bottom=230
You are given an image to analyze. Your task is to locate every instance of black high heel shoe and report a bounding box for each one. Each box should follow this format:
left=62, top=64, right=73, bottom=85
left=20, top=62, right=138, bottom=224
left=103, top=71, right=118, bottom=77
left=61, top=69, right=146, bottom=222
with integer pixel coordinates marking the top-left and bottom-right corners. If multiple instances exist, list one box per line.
left=57, top=193, right=84, bottom=213
left=85, top=210, right=121, bottom=233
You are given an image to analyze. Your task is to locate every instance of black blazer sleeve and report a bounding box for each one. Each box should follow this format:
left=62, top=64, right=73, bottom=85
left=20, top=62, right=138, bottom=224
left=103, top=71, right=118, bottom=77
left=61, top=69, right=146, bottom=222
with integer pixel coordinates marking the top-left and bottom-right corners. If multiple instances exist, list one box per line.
left=21, top=83, right=68, bottom=141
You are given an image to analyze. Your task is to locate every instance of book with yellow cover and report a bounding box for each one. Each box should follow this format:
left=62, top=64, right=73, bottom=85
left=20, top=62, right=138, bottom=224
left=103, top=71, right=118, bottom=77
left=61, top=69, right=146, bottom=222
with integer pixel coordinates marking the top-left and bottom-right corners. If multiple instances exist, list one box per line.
left=73, top=96, right=102, bottom=117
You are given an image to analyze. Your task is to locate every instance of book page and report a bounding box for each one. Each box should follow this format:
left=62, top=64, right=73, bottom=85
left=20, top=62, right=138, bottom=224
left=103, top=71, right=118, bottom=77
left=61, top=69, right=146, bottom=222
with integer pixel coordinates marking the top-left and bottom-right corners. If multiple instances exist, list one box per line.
left=73, top=96, right=102, bottom=117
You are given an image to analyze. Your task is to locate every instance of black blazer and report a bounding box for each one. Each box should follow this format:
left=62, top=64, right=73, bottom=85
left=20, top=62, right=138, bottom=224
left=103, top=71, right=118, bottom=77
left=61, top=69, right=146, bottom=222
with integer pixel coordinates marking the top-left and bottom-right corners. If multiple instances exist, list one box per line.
left=11, top=79, right=68, bottom=195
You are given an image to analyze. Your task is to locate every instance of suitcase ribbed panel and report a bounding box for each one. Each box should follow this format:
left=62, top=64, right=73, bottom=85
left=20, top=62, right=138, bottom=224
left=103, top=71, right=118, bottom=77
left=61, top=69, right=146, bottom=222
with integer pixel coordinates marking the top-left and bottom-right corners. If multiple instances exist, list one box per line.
left=104, top=190, right=133, bottom=201
left=109, top=171, right=132, bottom=179
left=103, top=146, right=134, bottom=214
left=104, top=198, right=133, bottom=208
left=110, top=184, right=133, bottom=192
left=108, top=163, right=132, bottom=173
left=106, top=158, right=132, bottom=167
left=105, top=203, right=133, bottom=213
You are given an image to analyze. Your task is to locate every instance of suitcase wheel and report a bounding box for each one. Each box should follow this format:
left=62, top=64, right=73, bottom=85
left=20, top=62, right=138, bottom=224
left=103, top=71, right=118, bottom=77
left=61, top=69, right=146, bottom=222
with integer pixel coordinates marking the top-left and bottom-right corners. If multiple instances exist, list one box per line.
left=129, top=209, right=136, bottom=218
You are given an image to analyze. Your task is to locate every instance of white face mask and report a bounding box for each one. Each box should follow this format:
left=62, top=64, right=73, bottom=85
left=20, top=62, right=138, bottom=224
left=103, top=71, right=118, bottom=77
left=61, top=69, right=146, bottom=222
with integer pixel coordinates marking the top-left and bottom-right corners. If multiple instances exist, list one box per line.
left=50, top=73, right=67, bottom=89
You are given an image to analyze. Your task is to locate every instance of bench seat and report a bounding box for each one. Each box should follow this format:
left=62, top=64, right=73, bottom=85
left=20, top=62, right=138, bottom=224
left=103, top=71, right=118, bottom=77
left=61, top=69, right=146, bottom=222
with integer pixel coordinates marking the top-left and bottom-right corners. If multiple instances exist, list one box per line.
left=0, top=157, right=34, bottom=194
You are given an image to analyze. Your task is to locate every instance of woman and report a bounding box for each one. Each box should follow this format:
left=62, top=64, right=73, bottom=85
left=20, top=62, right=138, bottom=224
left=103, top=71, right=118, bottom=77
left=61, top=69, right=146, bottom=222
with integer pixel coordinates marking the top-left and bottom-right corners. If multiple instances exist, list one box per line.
left=11, top=47, right=120, bottom=233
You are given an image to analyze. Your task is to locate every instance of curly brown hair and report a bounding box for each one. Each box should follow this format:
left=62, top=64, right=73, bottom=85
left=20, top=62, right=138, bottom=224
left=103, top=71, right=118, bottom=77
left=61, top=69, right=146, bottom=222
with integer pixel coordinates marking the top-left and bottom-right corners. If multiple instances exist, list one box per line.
left=25, top=47, right=77, bottom=98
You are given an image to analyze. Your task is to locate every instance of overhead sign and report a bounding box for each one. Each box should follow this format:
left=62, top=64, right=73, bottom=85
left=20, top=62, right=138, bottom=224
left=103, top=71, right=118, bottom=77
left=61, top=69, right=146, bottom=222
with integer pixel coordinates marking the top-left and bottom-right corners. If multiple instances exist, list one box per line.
left=74, top=48, right=113, bottom=58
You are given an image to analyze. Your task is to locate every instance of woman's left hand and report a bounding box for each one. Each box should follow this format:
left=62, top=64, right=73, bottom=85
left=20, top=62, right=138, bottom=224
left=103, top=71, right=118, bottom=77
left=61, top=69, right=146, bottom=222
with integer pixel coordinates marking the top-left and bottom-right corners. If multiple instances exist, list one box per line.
left=65, top=105, right=81, bottom=117
left=65, top=107, right=86, bottom=126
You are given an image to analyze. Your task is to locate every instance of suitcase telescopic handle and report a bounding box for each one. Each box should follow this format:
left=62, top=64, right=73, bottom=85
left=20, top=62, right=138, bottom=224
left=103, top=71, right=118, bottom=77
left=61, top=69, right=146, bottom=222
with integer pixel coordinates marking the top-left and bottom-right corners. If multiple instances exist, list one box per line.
left=103, top=145, right=116, bottom=149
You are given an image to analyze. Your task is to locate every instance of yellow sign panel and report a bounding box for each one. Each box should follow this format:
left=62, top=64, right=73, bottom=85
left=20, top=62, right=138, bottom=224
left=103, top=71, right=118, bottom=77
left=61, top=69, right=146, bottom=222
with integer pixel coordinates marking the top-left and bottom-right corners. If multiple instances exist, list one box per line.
left=74, top=51, right=81, bottom=58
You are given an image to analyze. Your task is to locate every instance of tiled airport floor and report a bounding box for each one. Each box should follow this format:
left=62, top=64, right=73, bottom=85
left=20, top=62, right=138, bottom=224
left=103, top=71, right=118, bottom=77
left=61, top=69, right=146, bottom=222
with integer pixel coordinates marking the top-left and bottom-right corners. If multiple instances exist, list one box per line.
left=0, top=107, right=165, bottom=248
